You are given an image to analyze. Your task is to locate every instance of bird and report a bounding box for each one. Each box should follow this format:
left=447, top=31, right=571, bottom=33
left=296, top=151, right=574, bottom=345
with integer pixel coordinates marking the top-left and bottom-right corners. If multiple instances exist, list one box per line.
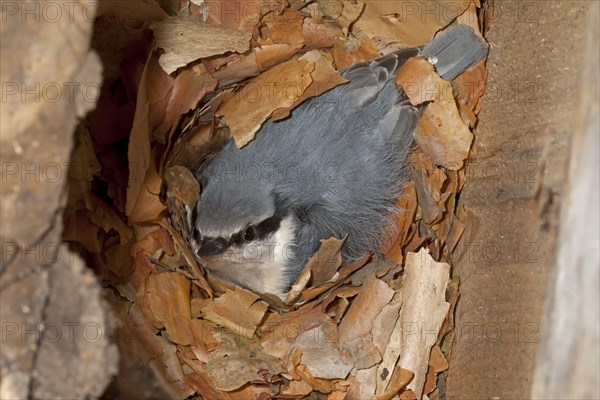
left=187, top=25, right=488, bottom=298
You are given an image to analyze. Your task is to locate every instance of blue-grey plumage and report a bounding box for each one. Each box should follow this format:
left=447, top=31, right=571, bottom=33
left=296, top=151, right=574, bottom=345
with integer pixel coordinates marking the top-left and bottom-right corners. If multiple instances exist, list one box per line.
left=190, top=25, right=488, bottom=298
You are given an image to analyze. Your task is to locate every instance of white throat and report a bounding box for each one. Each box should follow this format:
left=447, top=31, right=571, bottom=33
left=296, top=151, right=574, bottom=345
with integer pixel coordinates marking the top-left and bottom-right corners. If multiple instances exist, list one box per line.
left=199, top=215, right=297, bottom=299
left=262, top=215, right=296, bottom=296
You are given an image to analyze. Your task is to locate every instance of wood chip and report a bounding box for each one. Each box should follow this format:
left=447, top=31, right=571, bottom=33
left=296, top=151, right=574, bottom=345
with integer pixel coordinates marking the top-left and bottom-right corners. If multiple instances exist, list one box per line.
left=150, top=16, right=251, bottom=74
left=272, top=51, right=348, bottom=120
left=355, top=0, right=470, bottom=47
left=126, top=52, right=153, bottom=216
left=143, top=272, right=196, bottom=346
left=129, top=157, right=165, bottom=222
left=201, top=288, right=269, bottom=339
left=376, top=249, right=450, bottom=398
left=397, top=58, right=473, bottom=170
left=414, top=101, right=474, bottom=170
left=376, top=367, right=414, bottom=400
left=318, top=0, right=365, bottom=34
left=289, top=325, right=353, bottom=379
left=217, top=58, right=315, bottom=147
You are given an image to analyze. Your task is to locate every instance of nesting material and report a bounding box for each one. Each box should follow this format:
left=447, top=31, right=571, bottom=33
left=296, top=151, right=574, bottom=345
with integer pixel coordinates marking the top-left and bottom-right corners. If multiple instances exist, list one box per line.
left=62, top=0, right=490, bottom=398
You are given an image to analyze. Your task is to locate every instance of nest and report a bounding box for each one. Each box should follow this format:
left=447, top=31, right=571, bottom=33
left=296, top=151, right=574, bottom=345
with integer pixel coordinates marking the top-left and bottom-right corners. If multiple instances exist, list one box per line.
left=61, top=0, right=490, bottom=398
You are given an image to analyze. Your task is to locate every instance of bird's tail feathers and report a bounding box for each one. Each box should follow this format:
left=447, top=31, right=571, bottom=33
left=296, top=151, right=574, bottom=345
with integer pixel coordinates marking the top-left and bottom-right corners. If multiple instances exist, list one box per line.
left=420, top=24, right=489, bottom=81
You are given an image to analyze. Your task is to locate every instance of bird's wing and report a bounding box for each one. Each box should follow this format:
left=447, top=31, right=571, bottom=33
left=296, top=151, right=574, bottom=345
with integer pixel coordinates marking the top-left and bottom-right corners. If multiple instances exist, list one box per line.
left=339, top=48, right=420, bottom=108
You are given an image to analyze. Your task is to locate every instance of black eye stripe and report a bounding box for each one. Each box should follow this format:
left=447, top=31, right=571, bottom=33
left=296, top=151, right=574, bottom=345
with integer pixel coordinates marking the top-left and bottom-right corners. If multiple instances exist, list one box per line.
left=251, top=216, right=282, bottom=240
left=256, top=216, right=282, bottom=235
left=231, top=216, right=282, bottom=246
left=197, top=216, right=283, bottom=256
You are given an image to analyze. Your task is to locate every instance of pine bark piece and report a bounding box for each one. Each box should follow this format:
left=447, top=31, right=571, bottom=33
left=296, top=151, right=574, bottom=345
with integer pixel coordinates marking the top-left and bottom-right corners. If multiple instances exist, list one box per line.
left=201, top=288, right=269, bottom=340
left=397, top=57, right=473, bottom=170
left=217, top=58, right=315, bottom=147
left=290, top=325, right=353, bottom=379
left=150, top=16, right=252, bottom=74
left=143, top=272, right=195, bottom=346
left=354, top=0, right=470, bottom=47
left=376, top=249, right=450, bottom=398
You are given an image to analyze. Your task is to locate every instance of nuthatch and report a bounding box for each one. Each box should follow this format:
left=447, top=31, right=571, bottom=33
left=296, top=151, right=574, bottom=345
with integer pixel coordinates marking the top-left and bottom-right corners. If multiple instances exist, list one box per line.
left=188, top=25, right=487, bottom=298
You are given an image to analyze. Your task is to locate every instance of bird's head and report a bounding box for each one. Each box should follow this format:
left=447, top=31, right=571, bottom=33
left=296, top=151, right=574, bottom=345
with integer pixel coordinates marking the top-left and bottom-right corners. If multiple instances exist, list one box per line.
left=189, top=160, right=297, bottom=298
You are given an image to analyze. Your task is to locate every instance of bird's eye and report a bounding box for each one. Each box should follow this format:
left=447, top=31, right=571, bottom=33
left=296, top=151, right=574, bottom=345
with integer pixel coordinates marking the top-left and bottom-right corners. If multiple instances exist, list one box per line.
left=243, top=226, right=256, bottom=241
